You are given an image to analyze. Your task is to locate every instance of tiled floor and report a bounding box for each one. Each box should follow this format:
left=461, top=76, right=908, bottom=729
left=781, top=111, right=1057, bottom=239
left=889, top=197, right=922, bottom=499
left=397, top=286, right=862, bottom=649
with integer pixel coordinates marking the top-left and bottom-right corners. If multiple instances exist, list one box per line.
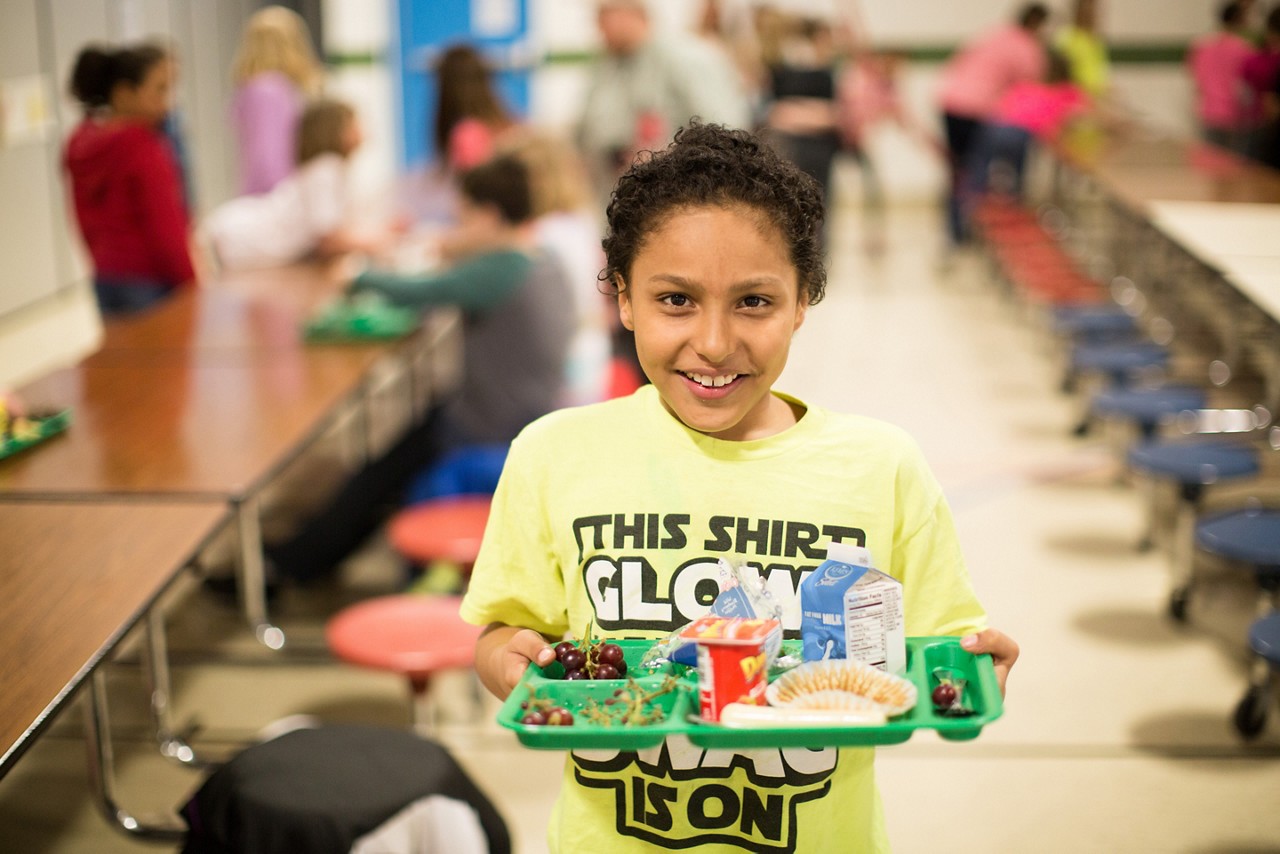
left=2, top=198, right=1279, bottom=853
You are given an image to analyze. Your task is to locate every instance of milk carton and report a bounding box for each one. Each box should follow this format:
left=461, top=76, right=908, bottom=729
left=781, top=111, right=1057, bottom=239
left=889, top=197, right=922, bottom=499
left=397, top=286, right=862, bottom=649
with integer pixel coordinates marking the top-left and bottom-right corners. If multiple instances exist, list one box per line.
left=799, top=542, right=906, bottom=675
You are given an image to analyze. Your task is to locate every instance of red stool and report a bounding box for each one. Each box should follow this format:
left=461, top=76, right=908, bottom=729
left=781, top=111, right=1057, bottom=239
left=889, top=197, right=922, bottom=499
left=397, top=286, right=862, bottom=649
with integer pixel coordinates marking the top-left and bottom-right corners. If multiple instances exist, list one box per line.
left=325, top=594, right=483, bottom=730
left=388, top=495, right=492, bottom=569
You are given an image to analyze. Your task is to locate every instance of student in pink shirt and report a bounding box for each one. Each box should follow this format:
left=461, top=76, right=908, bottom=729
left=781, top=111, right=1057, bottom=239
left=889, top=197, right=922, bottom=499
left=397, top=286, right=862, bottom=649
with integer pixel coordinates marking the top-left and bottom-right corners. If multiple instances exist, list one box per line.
left=937, top=3, right=1048, bottom=245
left=1243, top=6, right=1280, bottom=161
left=966, top=51, right=1089, bottom=205
left=1188, top=1, right=1255, bottom=154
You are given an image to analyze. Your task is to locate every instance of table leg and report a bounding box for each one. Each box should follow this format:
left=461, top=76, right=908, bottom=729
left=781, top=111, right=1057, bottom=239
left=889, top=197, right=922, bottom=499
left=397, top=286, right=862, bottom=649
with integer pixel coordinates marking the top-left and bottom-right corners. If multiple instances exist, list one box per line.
left=236, top=497, right=285, bottom=650
left=83, top=669, right=187, bottom=840
left=143, top=608, right=211, bottom=768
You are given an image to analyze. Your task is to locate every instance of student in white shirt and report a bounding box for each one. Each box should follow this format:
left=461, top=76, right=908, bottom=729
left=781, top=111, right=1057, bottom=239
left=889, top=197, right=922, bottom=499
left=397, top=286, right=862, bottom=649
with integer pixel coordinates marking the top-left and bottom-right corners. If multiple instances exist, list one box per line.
left=204, top=98, right=398, bottom=271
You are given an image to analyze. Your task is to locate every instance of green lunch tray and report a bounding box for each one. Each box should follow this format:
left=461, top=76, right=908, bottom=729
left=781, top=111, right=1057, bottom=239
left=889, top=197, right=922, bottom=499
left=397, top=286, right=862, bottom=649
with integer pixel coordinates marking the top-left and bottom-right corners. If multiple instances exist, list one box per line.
left=303, top=301, right=419, bottom=342
left=498, top=636, right=1003, bottom=750
left=0, top=409, right=72, bottom=461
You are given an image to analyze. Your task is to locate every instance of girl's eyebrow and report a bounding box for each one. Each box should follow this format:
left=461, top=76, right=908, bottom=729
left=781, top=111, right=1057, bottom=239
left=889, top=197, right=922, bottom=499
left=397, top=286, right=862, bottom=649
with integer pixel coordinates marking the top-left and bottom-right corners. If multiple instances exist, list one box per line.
left=648, top=274, right=788, bottom=292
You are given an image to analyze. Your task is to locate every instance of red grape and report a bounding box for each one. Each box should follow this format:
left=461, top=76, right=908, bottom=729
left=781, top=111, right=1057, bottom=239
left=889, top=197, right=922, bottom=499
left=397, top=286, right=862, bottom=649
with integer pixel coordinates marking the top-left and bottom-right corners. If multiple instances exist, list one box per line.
left=564, top=668, right=588, bottom=680
left=594, top=663, right=620, bottom=680
left=615, top=659, right=628, bottom=676
left=597, top=643, right=625, bottom=666
left=560, top=649, right=586, bottom=672
left=521, top=710, right=547, bottom=726
left=931, top=684, right=958, bottom=708
left=547, top=707, right=574, bottom=726
left=553, top=641, right=576, bottom=662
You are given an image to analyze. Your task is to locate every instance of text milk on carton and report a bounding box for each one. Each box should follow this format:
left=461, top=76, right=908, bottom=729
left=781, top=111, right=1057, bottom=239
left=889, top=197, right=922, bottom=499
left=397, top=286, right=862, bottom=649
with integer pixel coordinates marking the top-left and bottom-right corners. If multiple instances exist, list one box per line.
left=799, top=542, right=906, bottom=675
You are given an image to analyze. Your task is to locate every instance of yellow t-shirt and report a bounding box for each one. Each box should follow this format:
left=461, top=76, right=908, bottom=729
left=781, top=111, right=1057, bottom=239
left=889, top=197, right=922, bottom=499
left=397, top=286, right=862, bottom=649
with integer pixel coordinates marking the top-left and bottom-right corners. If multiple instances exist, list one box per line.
left=1056, top=27, right=1111, bottom=98
left=462, top=385, right=988, bottom=853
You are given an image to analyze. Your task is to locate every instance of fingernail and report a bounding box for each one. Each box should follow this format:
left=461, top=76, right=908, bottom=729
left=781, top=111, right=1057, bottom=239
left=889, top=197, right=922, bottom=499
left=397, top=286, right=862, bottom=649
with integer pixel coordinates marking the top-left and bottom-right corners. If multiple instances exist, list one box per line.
left=960, top=635, right=976, bottom=649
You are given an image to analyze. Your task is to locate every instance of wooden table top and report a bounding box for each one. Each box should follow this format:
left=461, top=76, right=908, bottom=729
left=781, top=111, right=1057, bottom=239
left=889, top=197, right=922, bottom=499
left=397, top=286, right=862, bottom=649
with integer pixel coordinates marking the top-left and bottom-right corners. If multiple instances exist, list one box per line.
left=0, top=349, right=376, bottom=498
left=1055, top=127, right=1280, bottom=211
left=94, top=262, right=385, bottom=359
left=0, top=499, right=228, bottom=777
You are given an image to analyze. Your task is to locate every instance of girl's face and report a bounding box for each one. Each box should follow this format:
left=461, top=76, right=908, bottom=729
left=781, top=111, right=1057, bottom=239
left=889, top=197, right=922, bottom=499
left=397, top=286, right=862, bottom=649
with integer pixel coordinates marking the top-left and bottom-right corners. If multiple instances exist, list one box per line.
left=114, top=60, right=173, bottom=126
left=618, top=204, right=808, bottom=442
left=340, top=116, right=363, bottom=157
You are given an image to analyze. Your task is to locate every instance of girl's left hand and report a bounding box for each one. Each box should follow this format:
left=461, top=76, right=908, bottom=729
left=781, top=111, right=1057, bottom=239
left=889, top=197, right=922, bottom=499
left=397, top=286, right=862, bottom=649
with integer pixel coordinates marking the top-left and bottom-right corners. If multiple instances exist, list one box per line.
left=960, top=628, right=1019, bottom=697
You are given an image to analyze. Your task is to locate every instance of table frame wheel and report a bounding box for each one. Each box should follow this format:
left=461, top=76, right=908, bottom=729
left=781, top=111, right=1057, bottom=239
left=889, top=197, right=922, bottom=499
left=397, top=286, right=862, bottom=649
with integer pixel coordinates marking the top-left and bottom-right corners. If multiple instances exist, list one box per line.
left=1233, top=684, right=1269, bottom=740
left=1168, top=585, right=1191, bottom=623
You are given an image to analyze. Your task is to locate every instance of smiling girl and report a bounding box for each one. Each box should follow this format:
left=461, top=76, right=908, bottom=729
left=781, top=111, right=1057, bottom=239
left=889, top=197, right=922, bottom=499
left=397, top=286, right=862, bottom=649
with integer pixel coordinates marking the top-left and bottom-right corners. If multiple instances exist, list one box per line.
left=463, top=123, right=1018, bottom=853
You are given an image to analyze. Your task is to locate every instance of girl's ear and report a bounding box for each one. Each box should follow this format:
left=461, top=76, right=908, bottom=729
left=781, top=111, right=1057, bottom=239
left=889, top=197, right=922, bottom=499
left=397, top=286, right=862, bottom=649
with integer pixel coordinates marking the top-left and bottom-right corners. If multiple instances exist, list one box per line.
left=615, top=274, right=635, bottom=331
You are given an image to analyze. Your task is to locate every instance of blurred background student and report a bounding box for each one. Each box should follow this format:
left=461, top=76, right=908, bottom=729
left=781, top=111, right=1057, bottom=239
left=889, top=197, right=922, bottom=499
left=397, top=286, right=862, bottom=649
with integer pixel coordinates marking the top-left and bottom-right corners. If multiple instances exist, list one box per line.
left=1188, top=1, right=1256, bottom=155
left=936, top=3, right=1049, bottom=247
left=576, top=0, right=750, bottom=206
left=1243, top=5, right=1280, bottom=162
left=203, top=98, right=400, bottom=271
left=265, top=154, right=573, bottom=585
left=230, top=5, right=325, bottom=196
left=966, top=50, right=1091, bottom=205
left=760, top=16, right=842, bottom=212
left=63, top=43, right=196, bottom=315
left=434, top=44, right=522, bottom=173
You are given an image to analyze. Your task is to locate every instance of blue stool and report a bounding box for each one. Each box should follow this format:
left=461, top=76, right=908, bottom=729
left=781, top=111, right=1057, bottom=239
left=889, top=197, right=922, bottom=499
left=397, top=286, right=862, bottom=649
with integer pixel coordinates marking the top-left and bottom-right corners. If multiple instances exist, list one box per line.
left=404, top=444, right=509, bottom=505
left=1195, top=508, right=1280, bottom=739
left=1088, top=385, right=1206, bottom=440
left=1234, top=612, right=1280, bottom=739
left=1069, top=340, right=1168, bottom=386
left=1051, top=305, right=1137, bottom=340
left=1128, top=440, right=1260, bottom=619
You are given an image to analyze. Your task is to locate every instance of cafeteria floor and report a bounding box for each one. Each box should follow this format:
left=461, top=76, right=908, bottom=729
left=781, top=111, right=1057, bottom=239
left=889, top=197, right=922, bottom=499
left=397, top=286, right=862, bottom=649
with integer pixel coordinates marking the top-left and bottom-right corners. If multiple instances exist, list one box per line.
left=4, top=198, right=1280, bottom=854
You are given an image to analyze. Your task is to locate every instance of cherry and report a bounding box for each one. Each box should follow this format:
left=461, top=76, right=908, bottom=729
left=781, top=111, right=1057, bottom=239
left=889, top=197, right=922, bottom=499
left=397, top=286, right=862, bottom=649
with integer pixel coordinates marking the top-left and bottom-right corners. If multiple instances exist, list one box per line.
left=932, top=684, right=958, bottom=708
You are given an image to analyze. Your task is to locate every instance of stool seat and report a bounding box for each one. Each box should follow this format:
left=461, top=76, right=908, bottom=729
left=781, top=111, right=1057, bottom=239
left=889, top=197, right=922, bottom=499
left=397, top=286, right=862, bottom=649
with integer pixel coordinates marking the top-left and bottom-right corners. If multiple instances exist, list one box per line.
left=326, top=594, right=481, bottom=681
left=1196, top=508, right=1280, bottom=568
left=1092, top=385, right=1206, bottom=424
left=388, top=496, right=491, bottom=565
left=1251, top=613, right=1280, bottom=665
left=1051, top=305, right=1137, bottom=337
left=1128, top=440, right=1259, bottom=485
left=1071, top=340, right=1168, bottom=374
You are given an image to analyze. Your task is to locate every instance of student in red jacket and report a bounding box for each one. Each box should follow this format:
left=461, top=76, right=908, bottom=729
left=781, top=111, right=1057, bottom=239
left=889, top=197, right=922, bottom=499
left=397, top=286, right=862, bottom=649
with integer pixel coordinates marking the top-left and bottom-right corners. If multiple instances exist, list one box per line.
left=64, top=43, right=195, bottom=315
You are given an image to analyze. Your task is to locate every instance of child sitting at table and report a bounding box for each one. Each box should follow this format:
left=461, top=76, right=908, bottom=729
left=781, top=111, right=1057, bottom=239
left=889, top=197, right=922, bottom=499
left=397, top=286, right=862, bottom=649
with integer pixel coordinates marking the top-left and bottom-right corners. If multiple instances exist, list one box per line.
left=462, top=122, right=1019, bottom=853
left=203, top=98, right=400, bottom=272
left=262, top=153, right=574, bottom=584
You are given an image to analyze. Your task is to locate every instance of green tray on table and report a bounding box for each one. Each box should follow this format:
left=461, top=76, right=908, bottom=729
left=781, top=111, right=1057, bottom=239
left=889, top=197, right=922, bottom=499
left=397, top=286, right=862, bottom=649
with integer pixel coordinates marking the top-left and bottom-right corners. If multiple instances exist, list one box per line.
left=498, top=636, right=1002, bottom=750
left=0, top=409, right=72, bottom=461
left=303, top=300, right=419, bottom=342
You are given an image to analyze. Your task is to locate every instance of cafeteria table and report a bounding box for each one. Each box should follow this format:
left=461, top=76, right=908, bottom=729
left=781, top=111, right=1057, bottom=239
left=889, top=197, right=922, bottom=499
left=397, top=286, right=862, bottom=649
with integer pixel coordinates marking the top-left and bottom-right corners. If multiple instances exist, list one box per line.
left=0, top=499, right=229, bottom=838
left=2, top=350, right=381, bottom=651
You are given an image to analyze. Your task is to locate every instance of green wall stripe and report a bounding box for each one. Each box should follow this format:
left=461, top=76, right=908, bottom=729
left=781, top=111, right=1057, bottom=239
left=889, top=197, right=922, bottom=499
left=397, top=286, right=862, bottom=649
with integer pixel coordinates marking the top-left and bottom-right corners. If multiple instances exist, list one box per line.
left=326, top=43, right=1190, bottom=69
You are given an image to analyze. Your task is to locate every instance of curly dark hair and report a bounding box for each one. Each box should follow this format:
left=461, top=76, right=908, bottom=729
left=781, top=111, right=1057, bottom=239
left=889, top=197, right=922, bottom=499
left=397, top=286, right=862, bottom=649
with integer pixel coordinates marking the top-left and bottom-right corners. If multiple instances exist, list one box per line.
left=602, top=122, right=827, bottom=306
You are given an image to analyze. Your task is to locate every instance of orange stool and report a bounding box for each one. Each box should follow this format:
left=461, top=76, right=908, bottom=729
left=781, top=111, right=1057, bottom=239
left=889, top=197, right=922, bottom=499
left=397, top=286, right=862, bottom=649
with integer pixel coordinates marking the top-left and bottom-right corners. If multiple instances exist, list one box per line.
left=326, top=594, right=483, bottom=729
left=388, top=495, right=492, bottom=569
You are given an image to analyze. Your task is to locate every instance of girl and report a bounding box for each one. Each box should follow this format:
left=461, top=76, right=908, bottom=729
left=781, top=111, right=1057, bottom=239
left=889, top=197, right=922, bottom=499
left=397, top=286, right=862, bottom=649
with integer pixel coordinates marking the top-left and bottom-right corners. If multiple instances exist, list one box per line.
left=204, top=99, right=396, bottom=271
left=463, top=123, right=1018, bottom=853
left=433, top=44, right=519, bottom=172
left=64, top=43, right=195, bottom=315
left=230, top=5, right=325, bottom=195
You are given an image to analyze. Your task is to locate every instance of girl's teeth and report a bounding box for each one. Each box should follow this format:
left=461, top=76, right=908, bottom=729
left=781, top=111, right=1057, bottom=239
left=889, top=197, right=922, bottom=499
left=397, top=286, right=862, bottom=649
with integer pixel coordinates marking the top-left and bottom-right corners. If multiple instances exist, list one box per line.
left=688, top=372, right=735, bottom=388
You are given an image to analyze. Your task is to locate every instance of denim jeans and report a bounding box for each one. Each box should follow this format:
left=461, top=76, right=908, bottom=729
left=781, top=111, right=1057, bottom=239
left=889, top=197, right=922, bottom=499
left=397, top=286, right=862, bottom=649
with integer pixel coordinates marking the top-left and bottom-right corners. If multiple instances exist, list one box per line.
left=93, top=277, right=175, bottom=316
